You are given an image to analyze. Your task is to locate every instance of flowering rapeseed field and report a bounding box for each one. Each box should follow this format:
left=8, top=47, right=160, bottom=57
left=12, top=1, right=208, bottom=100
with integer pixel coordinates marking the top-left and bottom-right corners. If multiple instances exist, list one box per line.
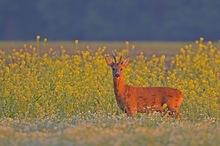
left=0, top=37, right=219, bottom=121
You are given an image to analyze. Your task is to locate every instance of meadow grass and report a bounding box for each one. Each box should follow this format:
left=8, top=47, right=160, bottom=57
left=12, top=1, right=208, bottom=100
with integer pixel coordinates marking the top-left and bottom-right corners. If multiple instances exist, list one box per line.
left=0, top=37, right=220, bottom=145
left=0, top=114, right=219, bottom=146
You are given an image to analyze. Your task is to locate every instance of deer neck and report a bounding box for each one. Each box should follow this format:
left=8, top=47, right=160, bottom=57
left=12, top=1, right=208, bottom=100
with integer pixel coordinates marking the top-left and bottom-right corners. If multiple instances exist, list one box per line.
left=113, top=74, right=126, bottom=98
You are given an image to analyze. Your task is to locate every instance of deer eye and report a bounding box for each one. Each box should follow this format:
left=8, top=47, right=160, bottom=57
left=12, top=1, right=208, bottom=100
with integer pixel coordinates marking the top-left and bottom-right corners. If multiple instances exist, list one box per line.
left=120, top=68, right=123, bottom=71
left=112, top=68, right=116, bottom=71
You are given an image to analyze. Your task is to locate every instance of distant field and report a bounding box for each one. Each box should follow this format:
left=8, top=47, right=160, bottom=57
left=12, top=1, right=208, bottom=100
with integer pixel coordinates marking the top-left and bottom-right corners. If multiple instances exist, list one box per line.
left=0, top=39, right=219, bottom=146
left=0, top=41, right=190, bottom=56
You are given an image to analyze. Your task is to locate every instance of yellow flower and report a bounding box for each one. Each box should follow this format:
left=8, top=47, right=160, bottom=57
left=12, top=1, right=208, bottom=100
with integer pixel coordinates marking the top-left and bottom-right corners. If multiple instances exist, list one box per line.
left=160, top=55, right=166, bottom=61
left=23, top=44, right=27, bottom=48
left=180, top=48, right=185, bottom=54
left=74, top=40, right=79, bottom=45
left=207, top=41, right=212, bottom=45
left=199, top=37, right=204, bottom=42
left=131, top=45, right=135, bottom=50
left=162, top=104, right=167, bottom=109
left=36, top=35, right=40, bottom=40
left=57, top=70, right=64, bottom=79
left=0, top=50, right=5, bottom=55
left=49, top=48, right=53, bottom=52
left=125, top=41, right=129, bottom=46
left=1, top=37, right=220, bottom=119
left=125, top=41, right=129, bottom=49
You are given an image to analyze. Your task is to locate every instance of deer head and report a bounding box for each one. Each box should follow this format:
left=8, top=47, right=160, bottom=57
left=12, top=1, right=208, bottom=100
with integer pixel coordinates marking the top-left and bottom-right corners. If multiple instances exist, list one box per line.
left=105, top=54, right=130, bottom=79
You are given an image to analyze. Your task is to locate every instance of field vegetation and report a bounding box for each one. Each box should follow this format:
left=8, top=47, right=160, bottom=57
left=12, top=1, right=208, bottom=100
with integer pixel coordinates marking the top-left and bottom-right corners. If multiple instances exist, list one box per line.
left=0, top=37, right=219, bottom=145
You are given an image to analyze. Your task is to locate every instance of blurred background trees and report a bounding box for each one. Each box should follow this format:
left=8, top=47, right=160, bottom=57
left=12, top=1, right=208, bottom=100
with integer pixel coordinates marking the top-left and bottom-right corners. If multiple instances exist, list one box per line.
left=0, top=0, right=219, bottom=41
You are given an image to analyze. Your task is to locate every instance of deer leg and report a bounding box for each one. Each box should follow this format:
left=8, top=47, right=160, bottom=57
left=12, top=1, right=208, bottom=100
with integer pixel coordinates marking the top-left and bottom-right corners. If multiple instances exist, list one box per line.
left=166, top=97, right=183, bottom=117
left=125, top=104, right=137, bottom=117
left=153, top=105, right=165, bottom=112
left=166, top=105, right=181, bottom=118
left=148, top=105, right=165, bottom=114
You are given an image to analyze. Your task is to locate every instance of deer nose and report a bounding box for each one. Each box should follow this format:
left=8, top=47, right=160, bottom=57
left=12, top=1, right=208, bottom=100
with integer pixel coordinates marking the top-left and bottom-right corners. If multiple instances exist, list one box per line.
left=115, top=74, right=120, bottom=78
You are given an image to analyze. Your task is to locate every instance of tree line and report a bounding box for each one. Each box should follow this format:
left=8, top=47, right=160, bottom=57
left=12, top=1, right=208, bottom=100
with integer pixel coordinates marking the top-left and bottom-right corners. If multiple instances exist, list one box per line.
left=0, top=0, right=220, bottom=41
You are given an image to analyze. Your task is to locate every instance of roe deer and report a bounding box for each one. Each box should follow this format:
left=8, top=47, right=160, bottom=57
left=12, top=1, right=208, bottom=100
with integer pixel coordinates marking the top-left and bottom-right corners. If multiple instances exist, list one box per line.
left=105, top=54, right=183, bottom=117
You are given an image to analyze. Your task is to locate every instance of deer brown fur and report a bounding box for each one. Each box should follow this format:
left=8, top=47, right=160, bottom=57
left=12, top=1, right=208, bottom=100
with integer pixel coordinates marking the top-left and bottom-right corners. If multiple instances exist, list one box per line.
left=105, top=54, right=183, bottom=117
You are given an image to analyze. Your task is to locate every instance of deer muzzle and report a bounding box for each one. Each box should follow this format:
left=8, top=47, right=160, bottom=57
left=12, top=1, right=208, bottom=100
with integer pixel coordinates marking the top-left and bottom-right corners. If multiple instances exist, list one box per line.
left=115, top=73, right=120, bottom=78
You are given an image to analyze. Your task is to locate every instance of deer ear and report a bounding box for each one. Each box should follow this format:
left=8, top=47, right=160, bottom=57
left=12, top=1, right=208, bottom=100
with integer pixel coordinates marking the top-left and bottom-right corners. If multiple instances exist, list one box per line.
left=122, top=57, right=130, bottom=67
left=105, top=56, right=113, bottom=66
